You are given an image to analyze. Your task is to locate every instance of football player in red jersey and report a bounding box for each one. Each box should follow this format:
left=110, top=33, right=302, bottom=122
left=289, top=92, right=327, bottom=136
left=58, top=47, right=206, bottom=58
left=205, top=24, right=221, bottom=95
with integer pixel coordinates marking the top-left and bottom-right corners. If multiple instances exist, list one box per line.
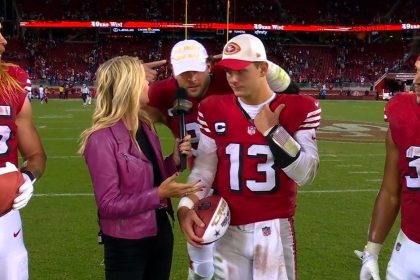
left=148, top=39, right=299, bottom=279
left=355, top=55, right=420, bottom=280
left=0, top=21, right=47, bottom=280
left=146, top=39, right=298, bottom=167
left=177, top=34, right=321, bottom=280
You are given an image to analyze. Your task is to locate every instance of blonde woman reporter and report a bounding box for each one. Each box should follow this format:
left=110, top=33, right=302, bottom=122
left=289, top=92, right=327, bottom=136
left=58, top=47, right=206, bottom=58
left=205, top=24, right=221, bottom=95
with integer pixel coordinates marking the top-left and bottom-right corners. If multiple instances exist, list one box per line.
left=79, top=56, right=201, bottom=280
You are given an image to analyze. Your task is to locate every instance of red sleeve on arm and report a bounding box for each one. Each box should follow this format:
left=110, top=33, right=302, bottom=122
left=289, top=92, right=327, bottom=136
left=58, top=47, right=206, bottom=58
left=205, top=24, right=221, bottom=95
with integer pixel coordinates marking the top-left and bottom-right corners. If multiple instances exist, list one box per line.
left=197, top=99, right=214, bottom=139
left=8, top=65, right=30, bottom=87
left=209, top=64, right=232, bottom=93
left=148, top=79, right=177, bottom=114
left=7, top=65, right=30, bottom=114
left=276, top=95, right=321, bottom=133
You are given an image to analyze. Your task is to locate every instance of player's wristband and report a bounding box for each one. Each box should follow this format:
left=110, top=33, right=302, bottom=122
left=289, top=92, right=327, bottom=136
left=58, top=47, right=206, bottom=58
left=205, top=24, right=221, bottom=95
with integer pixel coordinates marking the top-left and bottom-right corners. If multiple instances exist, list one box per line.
left=265, top=125, right=301, bottom=168
left=178, top=197, right=194, bottom=210
left=21, top=169, right=35, bottom=183
left=365, top=241, right=382, bottom=256
left=269, top=125, right=301, bottom=157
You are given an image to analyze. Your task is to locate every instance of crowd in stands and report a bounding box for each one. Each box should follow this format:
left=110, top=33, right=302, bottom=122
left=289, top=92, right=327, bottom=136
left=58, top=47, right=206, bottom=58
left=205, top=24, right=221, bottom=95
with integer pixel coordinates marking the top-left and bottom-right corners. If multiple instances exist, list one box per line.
left=279, top=0, right=418, bottom=25
left=5, top=36, right=170, bottom=85
left=3, top=32, right=415, bottom=89
left=17, top=0, right=418, bottom=24
left=267, top=36, right=412, bottom=87
left=5, top=0, right=417, bottom=89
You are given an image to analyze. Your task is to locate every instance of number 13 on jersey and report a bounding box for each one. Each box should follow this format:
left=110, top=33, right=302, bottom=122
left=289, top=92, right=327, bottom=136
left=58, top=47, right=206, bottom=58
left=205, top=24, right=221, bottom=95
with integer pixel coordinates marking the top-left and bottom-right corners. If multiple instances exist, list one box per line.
left=226, top=143, right=279, bottom=192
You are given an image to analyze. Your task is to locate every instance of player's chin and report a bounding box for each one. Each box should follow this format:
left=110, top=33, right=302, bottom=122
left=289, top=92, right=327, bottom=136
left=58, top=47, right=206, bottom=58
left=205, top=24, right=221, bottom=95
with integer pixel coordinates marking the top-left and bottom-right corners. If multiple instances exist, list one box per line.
left=186, top=87, right=202, bottom=98
left=232, top=89, right=246, bottom=97
left=416, top=93, right=420, bottom=105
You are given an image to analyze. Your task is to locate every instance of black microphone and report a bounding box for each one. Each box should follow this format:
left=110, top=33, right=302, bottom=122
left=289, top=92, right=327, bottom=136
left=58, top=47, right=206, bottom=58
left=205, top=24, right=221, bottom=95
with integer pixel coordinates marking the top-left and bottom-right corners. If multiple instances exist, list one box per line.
left=172, top=87, right=192, bottom=171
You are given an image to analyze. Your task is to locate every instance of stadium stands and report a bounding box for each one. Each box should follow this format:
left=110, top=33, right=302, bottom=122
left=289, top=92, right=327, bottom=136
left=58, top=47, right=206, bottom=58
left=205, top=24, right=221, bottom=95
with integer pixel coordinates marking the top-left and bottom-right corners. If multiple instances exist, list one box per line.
left=7, top=0, right=416, bottom=93
left=18, top=0, right=417, bottom=24
left=3, top=34, right=414, bottom=90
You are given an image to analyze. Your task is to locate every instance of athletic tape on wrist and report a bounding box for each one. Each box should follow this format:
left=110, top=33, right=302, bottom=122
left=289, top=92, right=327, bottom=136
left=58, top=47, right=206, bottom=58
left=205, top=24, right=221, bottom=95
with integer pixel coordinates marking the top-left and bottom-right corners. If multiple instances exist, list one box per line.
left=178, top=196, right=194, bottom=210
left=263, top=126, right=275, bottom=137
left=365, top=241, right=382, bottom=256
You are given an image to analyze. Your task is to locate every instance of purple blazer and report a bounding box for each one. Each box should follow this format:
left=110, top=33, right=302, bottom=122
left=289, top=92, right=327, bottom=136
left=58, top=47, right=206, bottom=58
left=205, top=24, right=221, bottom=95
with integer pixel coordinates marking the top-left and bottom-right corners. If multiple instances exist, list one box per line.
left=84, top=120, right=178, bottom=239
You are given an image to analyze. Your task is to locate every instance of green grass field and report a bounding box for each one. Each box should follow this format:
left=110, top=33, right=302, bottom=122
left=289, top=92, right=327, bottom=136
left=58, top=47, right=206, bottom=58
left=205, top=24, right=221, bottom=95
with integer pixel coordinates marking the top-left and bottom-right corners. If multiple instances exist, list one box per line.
left=22, top=99, right=400, bottom=279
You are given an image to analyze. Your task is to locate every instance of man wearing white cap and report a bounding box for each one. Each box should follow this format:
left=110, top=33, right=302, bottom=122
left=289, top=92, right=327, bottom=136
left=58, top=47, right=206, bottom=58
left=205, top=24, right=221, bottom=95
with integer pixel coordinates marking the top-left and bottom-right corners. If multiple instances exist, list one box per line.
left=145, top=38, right=298, bottom=279
left=146, top=39, right=298, bottom=168
left=178, top=34, right=321, bottom=280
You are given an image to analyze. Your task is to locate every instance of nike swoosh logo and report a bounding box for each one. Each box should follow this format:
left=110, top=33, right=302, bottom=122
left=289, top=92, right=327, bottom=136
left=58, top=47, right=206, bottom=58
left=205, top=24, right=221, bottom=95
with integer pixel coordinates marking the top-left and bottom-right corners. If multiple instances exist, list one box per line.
left=13, top=229, right=21, bottom=238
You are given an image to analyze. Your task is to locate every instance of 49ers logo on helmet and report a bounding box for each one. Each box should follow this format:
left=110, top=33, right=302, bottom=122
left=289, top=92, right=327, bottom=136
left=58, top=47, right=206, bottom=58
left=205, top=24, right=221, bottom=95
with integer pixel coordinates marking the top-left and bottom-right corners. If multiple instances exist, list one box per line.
left=223, top=42, right=241, bottom=55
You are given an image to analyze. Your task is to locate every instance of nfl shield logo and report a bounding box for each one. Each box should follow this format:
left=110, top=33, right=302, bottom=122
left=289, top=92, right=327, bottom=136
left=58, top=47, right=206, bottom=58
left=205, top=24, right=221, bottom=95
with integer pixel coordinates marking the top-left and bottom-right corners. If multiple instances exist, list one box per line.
left=262, top=226, right=271, bottom=236
left=247, top=126, right=256, bottom=135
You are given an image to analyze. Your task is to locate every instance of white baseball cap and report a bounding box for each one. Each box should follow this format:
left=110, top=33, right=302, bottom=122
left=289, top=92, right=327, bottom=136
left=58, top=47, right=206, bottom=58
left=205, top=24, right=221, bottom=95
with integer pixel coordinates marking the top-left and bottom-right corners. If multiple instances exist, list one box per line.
left=170, top=40, right=208, bottom=76
left=219, top=34, right=267, bottom=70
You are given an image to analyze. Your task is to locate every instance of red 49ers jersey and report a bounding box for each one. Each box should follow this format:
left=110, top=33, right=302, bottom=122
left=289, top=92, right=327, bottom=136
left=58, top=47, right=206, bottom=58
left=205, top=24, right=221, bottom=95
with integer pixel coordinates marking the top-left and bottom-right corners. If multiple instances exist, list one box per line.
left=148, top=65, right=231, bottom=164
left=385, top=93, right=420, bottom=243
left=198, top=93, right=321, bottom=225
left=0, top=65, right=29, bottom=167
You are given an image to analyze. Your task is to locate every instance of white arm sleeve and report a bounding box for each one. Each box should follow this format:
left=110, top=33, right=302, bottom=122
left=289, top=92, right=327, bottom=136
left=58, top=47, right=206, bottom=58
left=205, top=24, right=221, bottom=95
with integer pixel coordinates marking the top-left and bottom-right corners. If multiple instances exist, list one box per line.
left=188, top=133, right=218, bottom=200
left=282, top=129, right=319, bottom=186
left=266, top=61, right=291, bottom=92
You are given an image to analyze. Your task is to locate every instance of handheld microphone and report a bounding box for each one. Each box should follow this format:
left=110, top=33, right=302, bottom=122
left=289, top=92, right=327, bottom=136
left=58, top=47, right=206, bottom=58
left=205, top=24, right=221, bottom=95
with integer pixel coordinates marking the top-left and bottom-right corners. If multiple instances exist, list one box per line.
left=172, top=87, right=193, bottom=171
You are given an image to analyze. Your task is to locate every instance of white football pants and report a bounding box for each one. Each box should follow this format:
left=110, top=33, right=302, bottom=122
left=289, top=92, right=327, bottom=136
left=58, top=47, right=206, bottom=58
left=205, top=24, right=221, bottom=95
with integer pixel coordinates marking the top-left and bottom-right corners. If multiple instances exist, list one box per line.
left=187, top=218, right=296, bottom=280
left=386, top=230, right=420, bottom=279
left=0, top=210, right=28, bottom=280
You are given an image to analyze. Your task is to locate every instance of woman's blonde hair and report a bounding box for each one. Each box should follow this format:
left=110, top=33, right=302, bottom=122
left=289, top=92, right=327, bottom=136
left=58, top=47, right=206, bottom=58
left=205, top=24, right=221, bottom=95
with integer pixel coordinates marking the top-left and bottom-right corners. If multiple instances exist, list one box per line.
left=79, top=56, right=152, bottom=154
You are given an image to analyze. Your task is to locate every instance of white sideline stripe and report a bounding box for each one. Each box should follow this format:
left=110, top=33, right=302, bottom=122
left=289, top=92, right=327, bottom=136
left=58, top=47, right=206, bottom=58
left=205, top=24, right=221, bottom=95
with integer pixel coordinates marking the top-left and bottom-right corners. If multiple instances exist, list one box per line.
left=36, top=120, right=88, bottom=123
left=42, top=138, right=78, bottom=140
left=34, top=193, right=93, bottom=197
left=38, top=115, right=74, bottom=119
left=322, top=159, right=343, bottom=162
left=37, top=127, right=82, bottom=130
left=337, top=164, right=363, bottom=167
left=48, top=156, right=80, bottom=159
left=318, top=140, right=383, bottom=144
left=322, top=154, right=384, bottom=157
left=33, top=189, right=379, bottom=197
left=349, top=171, right=380, bottom=174
left=66, top=109, right=92, bottom=112
left=299, top=189, right=378, bottom=193
left=41, top=99, right=82, bottom=102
